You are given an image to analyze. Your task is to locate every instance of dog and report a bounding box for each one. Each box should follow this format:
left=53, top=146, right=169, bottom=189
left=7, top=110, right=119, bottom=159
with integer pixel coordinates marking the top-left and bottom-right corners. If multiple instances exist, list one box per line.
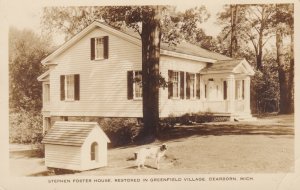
left=135, top=144, right=168, bottom=170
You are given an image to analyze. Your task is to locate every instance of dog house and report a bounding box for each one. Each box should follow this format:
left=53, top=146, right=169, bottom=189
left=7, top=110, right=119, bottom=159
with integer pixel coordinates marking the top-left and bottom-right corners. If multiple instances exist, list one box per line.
left=42, top=121, right=110, bottom=171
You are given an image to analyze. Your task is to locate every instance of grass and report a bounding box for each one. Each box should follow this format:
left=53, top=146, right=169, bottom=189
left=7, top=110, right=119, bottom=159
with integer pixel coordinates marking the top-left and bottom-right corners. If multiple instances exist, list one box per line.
left=10, top=114, right=294, bottom=176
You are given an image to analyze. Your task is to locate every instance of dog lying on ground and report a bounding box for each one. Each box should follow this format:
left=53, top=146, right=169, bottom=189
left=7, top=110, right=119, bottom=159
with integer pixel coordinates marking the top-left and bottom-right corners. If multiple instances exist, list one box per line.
left=135, top=144, right=168, bottom=170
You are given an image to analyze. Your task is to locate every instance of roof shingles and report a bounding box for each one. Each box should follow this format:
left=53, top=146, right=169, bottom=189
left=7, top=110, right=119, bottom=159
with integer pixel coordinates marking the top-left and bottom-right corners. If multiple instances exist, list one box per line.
left=42, top=122, right=106, bottom=146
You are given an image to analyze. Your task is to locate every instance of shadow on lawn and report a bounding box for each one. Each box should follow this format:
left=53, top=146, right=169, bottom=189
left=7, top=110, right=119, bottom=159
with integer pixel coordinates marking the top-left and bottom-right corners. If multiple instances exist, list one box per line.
left=158, top=124, right=294, bottom=141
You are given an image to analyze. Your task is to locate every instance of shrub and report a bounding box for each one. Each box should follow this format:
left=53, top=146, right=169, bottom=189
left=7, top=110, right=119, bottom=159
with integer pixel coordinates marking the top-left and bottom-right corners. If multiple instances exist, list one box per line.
left=9, top=110, right=43, bottom=144
left=97, top=118, right=143, bottom=147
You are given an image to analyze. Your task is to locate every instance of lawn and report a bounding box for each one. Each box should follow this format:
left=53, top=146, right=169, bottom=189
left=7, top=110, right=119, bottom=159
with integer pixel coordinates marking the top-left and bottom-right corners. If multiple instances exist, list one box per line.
left=9, top=114, right=294, bottom=176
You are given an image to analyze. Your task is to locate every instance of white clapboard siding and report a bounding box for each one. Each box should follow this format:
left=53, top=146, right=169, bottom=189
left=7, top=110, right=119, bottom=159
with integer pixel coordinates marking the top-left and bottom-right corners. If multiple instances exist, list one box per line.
left=81, top=127, right=108, bottom=170
left=49, top=27, right=143, bottom=117
left=43, top=121, right=110, bottom=171
left=159, top=55, right=207, bottom=117
left=44, top=144, right=82, bottom=170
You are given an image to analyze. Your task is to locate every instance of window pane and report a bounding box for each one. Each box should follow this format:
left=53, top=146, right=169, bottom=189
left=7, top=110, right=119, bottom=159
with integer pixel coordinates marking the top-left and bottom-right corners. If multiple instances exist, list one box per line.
left=190, top=74, right=195, bottom=98
left=172, top=72, right=179, bottom=97
left=95, top=38, right=104, bottom=59
left=134, top=71, right=142, bottom=98
left=44, top=84, right=50, bottom=103
left=66, top=75, right=74, bottom=99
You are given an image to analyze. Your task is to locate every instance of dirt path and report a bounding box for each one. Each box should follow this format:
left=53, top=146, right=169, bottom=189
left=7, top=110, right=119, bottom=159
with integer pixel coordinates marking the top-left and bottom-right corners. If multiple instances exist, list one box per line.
left=10, top=114, right=294, bottom=176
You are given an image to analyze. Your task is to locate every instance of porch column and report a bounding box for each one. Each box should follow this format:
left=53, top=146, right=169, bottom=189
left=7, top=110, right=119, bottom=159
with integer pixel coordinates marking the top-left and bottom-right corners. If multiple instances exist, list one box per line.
left=244, top=76, right=251, bottom=113
left=226, top=75, right=235, bottom=113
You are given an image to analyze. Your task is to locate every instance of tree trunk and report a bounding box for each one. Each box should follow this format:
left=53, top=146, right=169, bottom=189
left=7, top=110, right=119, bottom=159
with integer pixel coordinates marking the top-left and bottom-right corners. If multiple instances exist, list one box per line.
left=256, top=5, right=265, bottom=71
left=288, top=26, right=294, bottom=113
left=140, top=7, right=161, bottom=140
left=276, top=26, right=289, bottom=114
left=230, top=5, right=238, bottom=58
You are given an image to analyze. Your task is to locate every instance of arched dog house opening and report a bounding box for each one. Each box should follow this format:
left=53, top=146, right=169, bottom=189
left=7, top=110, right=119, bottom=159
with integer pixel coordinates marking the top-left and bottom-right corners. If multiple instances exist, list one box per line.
left=91, top=142, right=98, bottom=161
left=42, top=121, right=110, bottom=171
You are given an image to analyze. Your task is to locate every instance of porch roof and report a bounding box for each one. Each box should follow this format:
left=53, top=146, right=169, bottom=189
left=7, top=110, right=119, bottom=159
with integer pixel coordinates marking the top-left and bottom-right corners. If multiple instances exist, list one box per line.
left=200, top=58, right=255, bottom=76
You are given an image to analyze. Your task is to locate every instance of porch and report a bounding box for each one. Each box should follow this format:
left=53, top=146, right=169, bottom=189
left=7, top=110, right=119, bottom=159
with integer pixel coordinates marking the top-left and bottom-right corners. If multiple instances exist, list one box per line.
left=200, top=59, right=255, bottom=120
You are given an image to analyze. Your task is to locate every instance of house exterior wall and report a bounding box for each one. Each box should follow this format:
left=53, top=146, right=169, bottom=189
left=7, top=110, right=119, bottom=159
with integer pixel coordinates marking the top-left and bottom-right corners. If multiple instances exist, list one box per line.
left=44, top=144, right=82, bottom=170
left=48, top=27, right=143, bottom=117
left=81, top=127, right=108, bottom=170
left=159, top=55, right=207, bottom=117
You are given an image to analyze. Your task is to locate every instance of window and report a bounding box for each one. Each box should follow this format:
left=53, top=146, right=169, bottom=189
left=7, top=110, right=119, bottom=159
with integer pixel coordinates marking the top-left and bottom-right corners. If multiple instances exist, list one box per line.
left=91, top=142, right=98, bottom=161
left=60, top=74, right=80, bottom=101
left=43, top=83, right=50, bottom=103
left=127, top=71, right=142, bottom=100
left=172, top=71, right=180, bottom=98
left=133, top=71, right=142, bottom=99
left=66, top=75, right=75, bottom=100
left=91, top=36, right=109, bottom=60
left=235, top=80, right=245, bottom=100
left=169, top=71, right=200, bottom=99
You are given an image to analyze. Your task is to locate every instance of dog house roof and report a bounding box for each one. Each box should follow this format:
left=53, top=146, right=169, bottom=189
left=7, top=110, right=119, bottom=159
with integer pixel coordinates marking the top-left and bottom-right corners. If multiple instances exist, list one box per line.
left=42, top=121, right=110, bottom=146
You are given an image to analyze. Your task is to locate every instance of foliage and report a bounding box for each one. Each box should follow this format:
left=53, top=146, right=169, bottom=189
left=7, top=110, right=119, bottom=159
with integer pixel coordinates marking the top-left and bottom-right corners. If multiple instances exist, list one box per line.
left=9, top=27, right=52, bottom=113
left=97, top=118, right=143, bottom=147
left=9, top=110, right=43, bottom=144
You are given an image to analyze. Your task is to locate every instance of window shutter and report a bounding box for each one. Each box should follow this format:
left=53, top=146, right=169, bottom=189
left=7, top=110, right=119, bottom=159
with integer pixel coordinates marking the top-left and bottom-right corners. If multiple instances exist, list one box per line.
left=196, top=73, right=200, bottom=99
left=60, top=75, right=65, bottom=101
left=180, top=72, right=184, bottom=99
left=103, top=36, right=109, bottom=59
left=168, top=70, right=173, bottom=99
left=242, top=80, right=245, bottom=99
left=74, top=74, right=80, bottom=100
left=91, top=38, right=95, bottom=60
left=127, top=71, right=133, bottom=100
left=186, top=72, right=190, bottom=99
left=223, top=81, right=227, bottom=100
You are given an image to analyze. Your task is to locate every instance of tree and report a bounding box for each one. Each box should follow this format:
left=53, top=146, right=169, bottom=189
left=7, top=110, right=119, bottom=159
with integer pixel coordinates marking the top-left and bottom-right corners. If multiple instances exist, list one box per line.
left=273, top=4, right=294, bottom=114
left=9, top=27, right=51, bottom=113
left=42, top=6, right=210, bottom=140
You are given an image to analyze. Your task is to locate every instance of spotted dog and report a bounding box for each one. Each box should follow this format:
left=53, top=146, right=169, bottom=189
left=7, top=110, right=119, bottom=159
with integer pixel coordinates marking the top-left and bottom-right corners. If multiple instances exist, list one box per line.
left=135, top=144, right=168, bottom=170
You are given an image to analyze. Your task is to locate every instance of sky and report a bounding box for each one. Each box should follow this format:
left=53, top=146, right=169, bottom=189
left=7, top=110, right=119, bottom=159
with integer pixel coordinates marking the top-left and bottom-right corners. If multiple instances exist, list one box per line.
left=4, top=0, right=225, bottom=45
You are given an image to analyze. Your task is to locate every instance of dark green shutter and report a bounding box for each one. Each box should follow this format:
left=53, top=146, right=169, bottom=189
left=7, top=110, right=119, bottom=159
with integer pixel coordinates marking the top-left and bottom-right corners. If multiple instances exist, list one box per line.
left=60, top=75, right=65, bottom=101
left=223, top=81, right=227, bottom=100
left=74, top=74, right=80, bottom=100
left=104, top=36, right=109, bottom=59
left=127, top=71, right=133, bottom=100
left=168, top=70, right=173, bottom=99
left=242, top=80, right=245, bottom=99
left=180, top=72, right=184, bottom=99
left=196, top=73, right=200, bottom=99
left=186, top=72, right=190, bottom=99
left=91, top=38, right=95, bottom=60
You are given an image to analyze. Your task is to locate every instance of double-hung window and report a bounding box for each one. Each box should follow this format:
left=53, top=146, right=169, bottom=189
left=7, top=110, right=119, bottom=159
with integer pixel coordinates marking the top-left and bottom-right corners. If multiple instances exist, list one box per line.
left=133, top=71, right=142, bottom=99
left=235, top=80, right=245, bottom=100
left=127, top=70, right=142, bottom=100
left=91, top=36, right=109, bottom=60
left=190, top=74, right=196, bottom=99
left=60, top=74, right=80, bottom=101
left=43, top=83, right=50, bottom=103
left=65, top=75, right=75, bottom=100
left=172, top=71, right=180, bottom=98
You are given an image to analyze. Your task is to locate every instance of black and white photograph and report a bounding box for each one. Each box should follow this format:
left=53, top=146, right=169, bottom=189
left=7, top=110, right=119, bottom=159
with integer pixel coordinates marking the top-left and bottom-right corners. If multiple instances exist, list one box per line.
left=0, top=0, right=299, bottom=189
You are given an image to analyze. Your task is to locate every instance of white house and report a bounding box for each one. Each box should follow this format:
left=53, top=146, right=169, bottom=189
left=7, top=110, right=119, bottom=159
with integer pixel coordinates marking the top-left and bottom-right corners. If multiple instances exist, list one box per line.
left=38, top=20, right=255, bottom=133
left=42, top=121, right=110, bottom=171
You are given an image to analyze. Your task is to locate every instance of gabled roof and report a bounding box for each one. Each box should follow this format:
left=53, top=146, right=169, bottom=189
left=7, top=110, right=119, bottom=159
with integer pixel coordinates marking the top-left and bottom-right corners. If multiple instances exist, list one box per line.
left=37, top=70, right=51, bottom=81
left=41, top=20, right=231, bottom=65
left=200, top=58, right=255, bottom=76
left=42, top=121, right=110, bottom=146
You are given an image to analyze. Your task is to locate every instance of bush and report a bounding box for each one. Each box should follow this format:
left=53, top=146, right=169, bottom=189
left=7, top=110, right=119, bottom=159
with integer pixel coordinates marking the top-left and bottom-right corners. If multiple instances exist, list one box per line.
left=97, top=118, right=143, bottom=147
left=9, top=110, right=43, bottom=144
